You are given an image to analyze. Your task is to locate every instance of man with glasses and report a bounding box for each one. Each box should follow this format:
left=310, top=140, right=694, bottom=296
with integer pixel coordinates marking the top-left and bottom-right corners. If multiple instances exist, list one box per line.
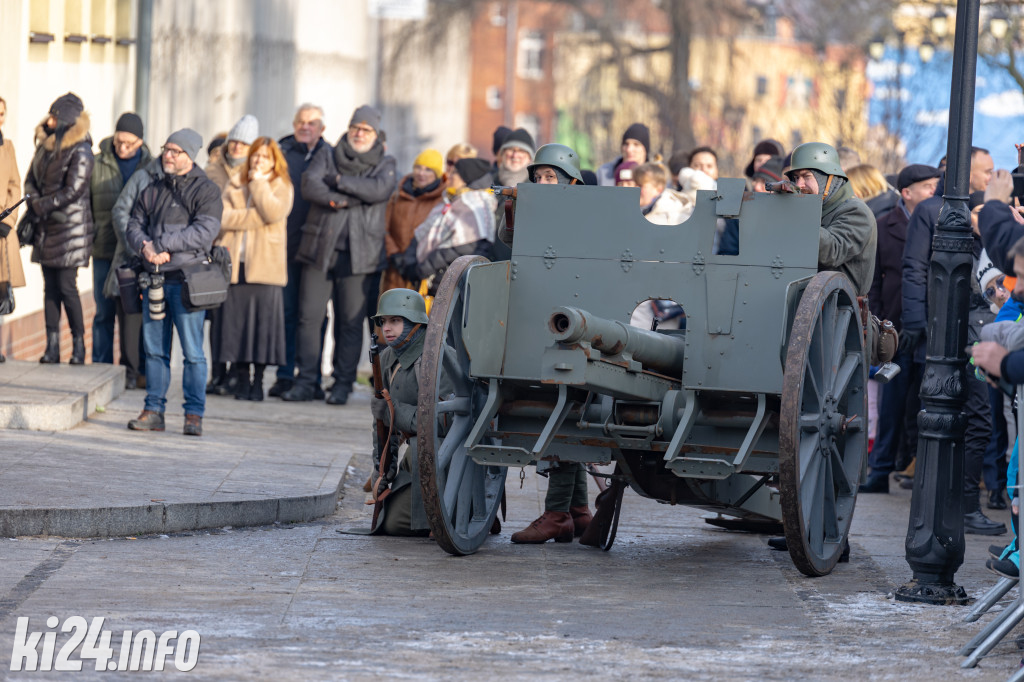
left=89, top=113, right=153, bottom=378
left=270, top=104, right=328, bottom=398
left=492, top=127, right=535, bottom=187
left=862, top=163, right=940, bottom=494
left=284, top=105, right=397, bottom=405
left=125, top=129, right=222, bottom=436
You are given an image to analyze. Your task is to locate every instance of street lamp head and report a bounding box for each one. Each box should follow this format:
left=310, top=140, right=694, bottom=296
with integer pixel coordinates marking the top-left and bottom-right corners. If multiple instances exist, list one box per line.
left=919, top=41, right=936, bottom=63
left=990, top=11, right=1010, bottom=40
left=868, top=35, right=886, bottom=60
left=931, top=7, right=950, bottom=38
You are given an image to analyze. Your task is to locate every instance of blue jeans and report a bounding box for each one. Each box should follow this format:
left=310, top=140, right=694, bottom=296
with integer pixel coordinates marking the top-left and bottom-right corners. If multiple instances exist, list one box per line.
left=91, top=258, right=117, bottom=363
left=142, top=280, right=207, bottom=416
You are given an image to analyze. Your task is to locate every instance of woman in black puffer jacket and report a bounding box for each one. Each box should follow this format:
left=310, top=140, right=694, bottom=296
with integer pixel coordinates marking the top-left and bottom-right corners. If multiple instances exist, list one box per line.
left=23, top=93, right=95, bottom=364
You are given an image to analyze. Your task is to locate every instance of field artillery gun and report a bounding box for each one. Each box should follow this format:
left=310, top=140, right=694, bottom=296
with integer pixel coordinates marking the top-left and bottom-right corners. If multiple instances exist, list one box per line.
left=417, top=179, right=872, bottom=577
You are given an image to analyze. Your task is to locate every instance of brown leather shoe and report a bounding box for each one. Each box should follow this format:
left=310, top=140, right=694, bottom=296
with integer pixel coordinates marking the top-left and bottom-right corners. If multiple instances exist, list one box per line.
left=127, top=410, right=165, bottom=431
left=183, top=414, right=203, bottom=437
left=510, top=511, right=573, bottom=544
left=569, top=505, right=593, bottom=537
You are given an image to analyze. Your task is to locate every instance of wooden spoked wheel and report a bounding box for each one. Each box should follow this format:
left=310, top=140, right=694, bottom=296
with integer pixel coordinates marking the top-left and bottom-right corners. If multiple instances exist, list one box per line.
left=779, top=272, right=867, bottom=577
left=418, top=256, right=507, bottom=555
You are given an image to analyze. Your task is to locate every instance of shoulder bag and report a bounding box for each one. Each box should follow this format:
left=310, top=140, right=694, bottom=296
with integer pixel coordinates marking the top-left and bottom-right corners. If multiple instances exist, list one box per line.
left=180, top=245, right=231, bottom=312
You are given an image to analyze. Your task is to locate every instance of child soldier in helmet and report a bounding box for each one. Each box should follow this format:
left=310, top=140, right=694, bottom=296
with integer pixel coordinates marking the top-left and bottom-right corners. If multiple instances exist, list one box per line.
left=505, top=144, right=594, bottom=544
left=364, top=287, right=447, bottom=536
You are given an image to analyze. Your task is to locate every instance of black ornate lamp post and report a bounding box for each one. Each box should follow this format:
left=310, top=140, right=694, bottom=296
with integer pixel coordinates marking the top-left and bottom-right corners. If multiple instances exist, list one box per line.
left=895, top=0, right=980, bottom=605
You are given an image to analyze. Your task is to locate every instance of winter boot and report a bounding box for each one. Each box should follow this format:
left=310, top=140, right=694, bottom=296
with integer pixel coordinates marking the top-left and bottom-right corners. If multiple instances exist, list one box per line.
left=39, top=332, right=60, bottom=364
left=510, top=511, right=574, bottom=544
left=127, top=410, right=165, bottom=431
left=249, top=365, right=265, bottom=401
left=69, top=335, right=85, bottom=365
left=234, top=364, right=252, bottom=400
left=569, top=505, right=593, bottom=537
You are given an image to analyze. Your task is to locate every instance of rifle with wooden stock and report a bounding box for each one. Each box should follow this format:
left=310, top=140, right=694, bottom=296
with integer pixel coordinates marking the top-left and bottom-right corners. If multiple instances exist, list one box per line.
left=368, top=332, right=399, bottom=528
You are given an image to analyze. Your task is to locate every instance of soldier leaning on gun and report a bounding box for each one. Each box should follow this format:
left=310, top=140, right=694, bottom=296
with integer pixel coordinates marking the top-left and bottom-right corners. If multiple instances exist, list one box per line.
left=364, top=288, right=452, bottom=536
left=766, top=142, right=877, bottom=557
left=498, top=143, right=596, bottom=544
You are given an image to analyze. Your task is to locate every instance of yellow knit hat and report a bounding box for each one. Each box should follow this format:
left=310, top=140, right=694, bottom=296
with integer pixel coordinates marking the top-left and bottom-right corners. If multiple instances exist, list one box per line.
left=414, top=149, right=444, bottom=179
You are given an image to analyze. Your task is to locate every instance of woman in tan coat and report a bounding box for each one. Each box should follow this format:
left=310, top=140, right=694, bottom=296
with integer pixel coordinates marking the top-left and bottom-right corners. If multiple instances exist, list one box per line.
left=205, top=115, right=257, bottom=394
left=0, top=95, right=26, bottom=362
left=216, top=137, right=293, bottom=400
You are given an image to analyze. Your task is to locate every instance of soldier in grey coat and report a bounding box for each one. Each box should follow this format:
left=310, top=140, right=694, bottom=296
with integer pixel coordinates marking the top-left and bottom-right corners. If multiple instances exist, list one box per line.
left=786, top=142, right=877, bottom=296
left=366, top=288, right=448, bottom=535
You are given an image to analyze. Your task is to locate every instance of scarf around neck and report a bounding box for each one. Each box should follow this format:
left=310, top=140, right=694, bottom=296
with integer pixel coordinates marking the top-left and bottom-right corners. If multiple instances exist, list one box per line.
left=334, top=134, right=383, bottom=177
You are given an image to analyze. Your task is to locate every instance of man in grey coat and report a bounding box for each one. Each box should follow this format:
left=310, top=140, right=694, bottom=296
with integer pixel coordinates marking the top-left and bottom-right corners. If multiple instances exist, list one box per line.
left=283, top=105, right=397, bottom=405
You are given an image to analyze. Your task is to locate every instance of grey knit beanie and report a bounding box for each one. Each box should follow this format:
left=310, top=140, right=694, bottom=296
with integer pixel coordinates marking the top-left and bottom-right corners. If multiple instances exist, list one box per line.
left=165, top=128, right=202, bottom=160
left=228, top=114, right=259, bottom=145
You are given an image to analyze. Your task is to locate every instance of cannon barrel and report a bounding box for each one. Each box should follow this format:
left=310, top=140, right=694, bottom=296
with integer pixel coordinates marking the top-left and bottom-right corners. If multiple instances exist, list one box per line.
left=548, top=306, right=686, bottom=375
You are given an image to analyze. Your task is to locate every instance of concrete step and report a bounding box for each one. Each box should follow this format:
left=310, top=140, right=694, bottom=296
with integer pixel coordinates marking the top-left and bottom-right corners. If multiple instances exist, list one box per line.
left=0, top=359, right=125, bottom=430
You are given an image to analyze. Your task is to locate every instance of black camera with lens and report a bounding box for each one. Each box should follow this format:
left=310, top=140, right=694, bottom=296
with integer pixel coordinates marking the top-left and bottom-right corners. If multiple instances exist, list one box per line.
left=136, top=267, right=166, bottom=320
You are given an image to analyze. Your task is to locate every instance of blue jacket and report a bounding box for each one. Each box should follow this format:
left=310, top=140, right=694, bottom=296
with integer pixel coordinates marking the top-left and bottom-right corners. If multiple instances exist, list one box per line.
left=980, top=200, right=1024, bottom=274
left=997, top=297, right=1024, bottom=323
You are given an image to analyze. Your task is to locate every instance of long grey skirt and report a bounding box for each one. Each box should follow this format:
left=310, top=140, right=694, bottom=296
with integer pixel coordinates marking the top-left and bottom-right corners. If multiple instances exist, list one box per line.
left=215, top=265, right=286, bottom=366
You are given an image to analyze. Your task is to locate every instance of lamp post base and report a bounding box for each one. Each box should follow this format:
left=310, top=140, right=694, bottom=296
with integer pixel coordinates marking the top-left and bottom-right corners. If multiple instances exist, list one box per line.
left=895, top=579, right=970, bottom=605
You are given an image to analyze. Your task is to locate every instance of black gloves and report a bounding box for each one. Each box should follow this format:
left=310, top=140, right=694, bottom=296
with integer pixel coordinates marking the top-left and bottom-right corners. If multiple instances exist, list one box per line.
left=898, top=327, right=924, bottom=355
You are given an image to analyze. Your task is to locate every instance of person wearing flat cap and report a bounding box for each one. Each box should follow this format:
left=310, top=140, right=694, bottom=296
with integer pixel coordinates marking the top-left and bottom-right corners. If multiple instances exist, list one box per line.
left=90, top=112, right=153, bottom=377
left=125, top=128, right=223, bottom=437
left=22, top=92, right=95, bottom=366
left=286, top=105, right=397, bottom=406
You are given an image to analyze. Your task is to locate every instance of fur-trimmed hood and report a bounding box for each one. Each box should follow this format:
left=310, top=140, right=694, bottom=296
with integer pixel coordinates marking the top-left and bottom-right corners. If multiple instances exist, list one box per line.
left=34, top=112, right=91, bottom=151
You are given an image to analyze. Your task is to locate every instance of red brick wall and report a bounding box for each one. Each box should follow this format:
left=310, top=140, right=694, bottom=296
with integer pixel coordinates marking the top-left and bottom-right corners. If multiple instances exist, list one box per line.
left=0, top=289, right=106, bottom=362
left=468, top=1, right=570, bottom=157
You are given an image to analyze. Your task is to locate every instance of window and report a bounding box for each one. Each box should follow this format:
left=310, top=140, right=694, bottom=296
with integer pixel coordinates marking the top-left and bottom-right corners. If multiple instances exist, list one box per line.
left=785, top=75, right=812, bottom=109
left=756, top=76, right=768, bottom=97
left=485, top=86, right=502, bottom=111
left=790, top=129, right=803, bottom=148
left=489, top=2, right=505, bottom=27
left=518, top=31, right=544, bottom=80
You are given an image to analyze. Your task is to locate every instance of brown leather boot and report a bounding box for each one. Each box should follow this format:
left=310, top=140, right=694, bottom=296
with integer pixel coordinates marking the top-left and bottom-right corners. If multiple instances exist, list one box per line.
left=510, top=511, right=573, bottom=544
left=569, top=505, right=593, bottom=537
left=183, top=414, right=203, bottom=437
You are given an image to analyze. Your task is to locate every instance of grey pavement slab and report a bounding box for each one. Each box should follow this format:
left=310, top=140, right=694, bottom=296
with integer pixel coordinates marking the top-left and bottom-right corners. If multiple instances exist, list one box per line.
left=0, top=368, right=371, bottom=538
left=0, top=463, right=1017, bottom=680
left=0, top=360, right=125, bottom=431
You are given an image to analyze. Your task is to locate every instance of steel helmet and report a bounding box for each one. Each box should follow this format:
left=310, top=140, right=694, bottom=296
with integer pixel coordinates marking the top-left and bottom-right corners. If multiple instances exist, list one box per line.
left=788, top=142, right=847, bottom=180
left=374, top=288, right=429, bottom=325
left=528, top=143, right=583, bottom=183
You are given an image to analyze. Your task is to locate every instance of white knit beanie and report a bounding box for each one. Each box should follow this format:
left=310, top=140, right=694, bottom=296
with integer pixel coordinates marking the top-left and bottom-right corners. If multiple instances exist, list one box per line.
left=228, top=114, right=259, bottom=145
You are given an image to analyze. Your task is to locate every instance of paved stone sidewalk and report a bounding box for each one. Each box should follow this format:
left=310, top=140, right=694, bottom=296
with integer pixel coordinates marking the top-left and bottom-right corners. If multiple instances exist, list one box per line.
left=0, top=365, right=368, bottom=537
